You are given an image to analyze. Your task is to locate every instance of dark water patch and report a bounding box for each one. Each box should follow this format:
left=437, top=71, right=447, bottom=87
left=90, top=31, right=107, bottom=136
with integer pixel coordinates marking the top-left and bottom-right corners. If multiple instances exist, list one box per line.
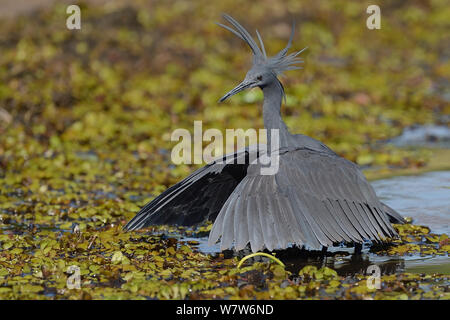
left=388, top=125, right=450, bottom=148
left=181, top=236, right=449, bottom=276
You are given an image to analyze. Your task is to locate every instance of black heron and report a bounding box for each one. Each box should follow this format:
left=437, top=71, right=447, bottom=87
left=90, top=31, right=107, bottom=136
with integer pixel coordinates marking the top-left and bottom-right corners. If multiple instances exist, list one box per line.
left=124, top=14, right=405, bottom=253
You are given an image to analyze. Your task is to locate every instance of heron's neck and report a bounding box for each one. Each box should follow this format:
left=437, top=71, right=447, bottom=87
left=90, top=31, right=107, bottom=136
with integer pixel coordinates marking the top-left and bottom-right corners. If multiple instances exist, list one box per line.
left=262, top=80, right=291, bottom=150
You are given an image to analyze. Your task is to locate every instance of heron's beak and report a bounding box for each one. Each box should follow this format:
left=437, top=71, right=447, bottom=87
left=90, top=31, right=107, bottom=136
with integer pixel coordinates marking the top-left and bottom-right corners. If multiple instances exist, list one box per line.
left=219, top=80, right=255, bottom=103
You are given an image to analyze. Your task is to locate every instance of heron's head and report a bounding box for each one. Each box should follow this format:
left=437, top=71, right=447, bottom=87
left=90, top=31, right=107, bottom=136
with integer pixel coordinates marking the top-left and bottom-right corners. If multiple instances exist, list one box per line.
left=218, top=14, right=307, bottom=103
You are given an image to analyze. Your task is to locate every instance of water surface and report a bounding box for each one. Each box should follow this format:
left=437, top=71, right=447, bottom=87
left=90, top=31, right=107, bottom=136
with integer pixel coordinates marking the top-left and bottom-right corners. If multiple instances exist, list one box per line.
left=372, top=171, right=450, bottom=234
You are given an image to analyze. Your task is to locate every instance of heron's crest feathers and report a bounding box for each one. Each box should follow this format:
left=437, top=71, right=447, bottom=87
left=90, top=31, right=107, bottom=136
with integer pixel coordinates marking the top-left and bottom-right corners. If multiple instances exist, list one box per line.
left=218, top=14, right=306, bottom=76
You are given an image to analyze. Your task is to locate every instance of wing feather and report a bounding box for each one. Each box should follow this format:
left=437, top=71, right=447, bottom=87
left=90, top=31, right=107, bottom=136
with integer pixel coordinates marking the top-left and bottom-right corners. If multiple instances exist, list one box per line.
left=208, top=147, right=400, bottom=252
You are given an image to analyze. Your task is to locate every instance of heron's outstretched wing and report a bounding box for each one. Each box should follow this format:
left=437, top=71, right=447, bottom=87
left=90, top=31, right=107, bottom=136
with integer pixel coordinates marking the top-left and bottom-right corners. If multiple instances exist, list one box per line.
left=209, top=148, right=400, bottom=252
left=381, top=202, right=406, bottom=224
left=123, top=147, right=263, bottom=230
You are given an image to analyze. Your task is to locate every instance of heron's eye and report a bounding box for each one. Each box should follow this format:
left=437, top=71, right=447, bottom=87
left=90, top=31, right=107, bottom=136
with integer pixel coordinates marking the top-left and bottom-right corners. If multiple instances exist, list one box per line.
left=257, top=75, right=263, bottom=81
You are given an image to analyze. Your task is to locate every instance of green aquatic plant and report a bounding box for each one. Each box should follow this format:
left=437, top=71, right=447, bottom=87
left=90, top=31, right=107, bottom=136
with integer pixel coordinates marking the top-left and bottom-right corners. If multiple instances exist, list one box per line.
left=237, top=253, right=286, bottom=269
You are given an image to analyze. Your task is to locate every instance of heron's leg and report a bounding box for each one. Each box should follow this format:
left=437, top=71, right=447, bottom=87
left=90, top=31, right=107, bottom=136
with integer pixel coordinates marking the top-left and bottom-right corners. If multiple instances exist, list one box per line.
left=321, top=246, right=328, bottom=254
left=354, top=243, right=362, bottom=255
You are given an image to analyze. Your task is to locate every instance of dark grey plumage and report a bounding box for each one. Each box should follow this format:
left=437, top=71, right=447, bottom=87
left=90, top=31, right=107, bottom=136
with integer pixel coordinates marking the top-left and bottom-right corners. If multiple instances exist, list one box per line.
left=124, top=14, right=405, bottom=252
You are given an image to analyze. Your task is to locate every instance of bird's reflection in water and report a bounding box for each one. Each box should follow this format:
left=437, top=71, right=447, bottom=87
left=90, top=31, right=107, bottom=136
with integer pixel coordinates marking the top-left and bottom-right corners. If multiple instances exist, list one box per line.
left=190, top=236, right=408, bottom=276
left=223, top=244, right=405, bottom=276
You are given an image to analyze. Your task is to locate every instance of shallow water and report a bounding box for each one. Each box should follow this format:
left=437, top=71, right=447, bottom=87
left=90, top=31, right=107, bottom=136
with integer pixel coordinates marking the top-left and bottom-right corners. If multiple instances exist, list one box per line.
left=372, top=171, right=450, bottom=234
left=183, top=171, right=450, bottom=275
left=388, top=125, right=450, bottom=148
